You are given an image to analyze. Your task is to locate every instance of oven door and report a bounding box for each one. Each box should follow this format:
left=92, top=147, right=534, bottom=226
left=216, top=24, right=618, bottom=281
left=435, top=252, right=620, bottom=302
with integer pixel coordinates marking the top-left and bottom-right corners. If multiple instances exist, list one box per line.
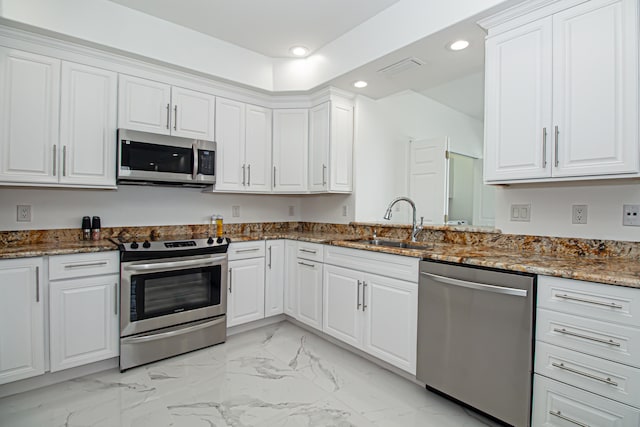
left=120, top=254, right=227, bottom=337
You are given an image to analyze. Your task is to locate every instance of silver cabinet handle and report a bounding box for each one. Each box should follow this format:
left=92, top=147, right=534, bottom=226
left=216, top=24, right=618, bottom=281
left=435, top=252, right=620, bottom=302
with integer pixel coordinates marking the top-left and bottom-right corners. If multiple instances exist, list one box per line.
left=273, top=166, right=276, bottom=188
left=52, top=144, right=57, bottom=176
left=551, top=362, right=618, bottom=386
left=121, top=317, right=225, bottom=344
left=173, top=105, right=178, bottom=131
left=247, top=164, right=251, bottom=186
left=549, top=410, right=590, bottom=427
left=235, top=248, right=260, bottom=253
left=362, top=281, right=367, bottom=311
left=299, top=248, right=317, bottom=254
left=166, top=103, right=170, bottom=129
left=553, top=328, right=621, bottom=347
left=229, top=267, right=232, bottom=293
left=114, top=283, right=118, bottom=315
left=357, top=280, right=362, bottom=310
left=242, top=164, right=246, bottom=186
left=322, top=164, right=327, bottom=186
left=35, top=266, right=40, bottom=302
left=420, top=272, right=528, bottom=297
left=62, top=146, right=67, bottom=176
left=554, top=293, right=623, bottom=309
left=554, top=125, right=559, bottom=167
left=268, top=246, right=272, bottom=269
left=298, top=261, right=315, bottom=268
left=64, top=261, right=108, bottom=269
left=542, top=127, right=547, bottom=167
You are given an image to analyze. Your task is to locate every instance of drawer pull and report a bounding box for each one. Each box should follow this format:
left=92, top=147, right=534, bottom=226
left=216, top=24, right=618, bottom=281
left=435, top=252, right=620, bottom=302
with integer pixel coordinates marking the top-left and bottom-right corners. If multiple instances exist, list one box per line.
left=298, top=261, right=315, bottom=268
left=64, top=261, right=108, bottom=269
left=235, top=248, right=260, bottom=253
left=549, top=410, right=590, bottom=427
left=299, top=248, right=317, bottom=254
left=553, top=328, right=621, bottom=347
left=551, top=362, right=618, bottom=386
left=555, top=293, right=623, bottom=309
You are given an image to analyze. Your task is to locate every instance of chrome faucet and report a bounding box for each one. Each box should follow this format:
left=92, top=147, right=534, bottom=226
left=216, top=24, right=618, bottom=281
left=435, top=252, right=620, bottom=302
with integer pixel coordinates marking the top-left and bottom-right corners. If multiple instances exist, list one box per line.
left=383, top=196, right=423, bottom=242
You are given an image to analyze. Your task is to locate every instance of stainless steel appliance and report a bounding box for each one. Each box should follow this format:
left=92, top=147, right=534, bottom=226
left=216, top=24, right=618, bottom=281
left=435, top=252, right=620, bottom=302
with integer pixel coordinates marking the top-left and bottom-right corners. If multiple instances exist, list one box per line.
left=118, top=236, right=229, bottom=371
left=417, top=260, right=535, bottom=427
left=117, top=129, right=216, bottom=186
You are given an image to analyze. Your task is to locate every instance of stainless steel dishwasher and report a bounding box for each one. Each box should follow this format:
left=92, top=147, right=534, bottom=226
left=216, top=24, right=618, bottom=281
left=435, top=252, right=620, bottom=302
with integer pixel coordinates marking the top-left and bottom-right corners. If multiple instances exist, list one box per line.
left=417, top=260, right=535, bottom=427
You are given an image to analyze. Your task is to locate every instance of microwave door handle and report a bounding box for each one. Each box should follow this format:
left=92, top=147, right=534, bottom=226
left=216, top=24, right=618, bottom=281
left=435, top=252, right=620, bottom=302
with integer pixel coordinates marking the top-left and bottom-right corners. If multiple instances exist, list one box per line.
left=192, top=143, right=199, bottom=180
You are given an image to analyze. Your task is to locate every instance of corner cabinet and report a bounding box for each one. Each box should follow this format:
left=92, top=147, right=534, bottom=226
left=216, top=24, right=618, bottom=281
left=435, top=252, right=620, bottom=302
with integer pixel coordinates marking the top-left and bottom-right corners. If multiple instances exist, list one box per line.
left=483, top=0, right=639, bottom=183
left=227, top=241, right=266, bottom=327
left=272, top=109, right=308, bottom=193
left=265, top=240, right=285, bottom=317
left=0, top=257, right=45, bottom=385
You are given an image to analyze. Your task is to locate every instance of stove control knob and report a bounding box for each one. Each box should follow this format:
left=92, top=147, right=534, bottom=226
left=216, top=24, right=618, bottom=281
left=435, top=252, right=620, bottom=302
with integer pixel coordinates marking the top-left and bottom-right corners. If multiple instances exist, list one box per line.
left=207, top=237, right=214, bottom=245
left=216, top=237, right=224, bottom=244
left=130, top=242, right=139, bottom=249
left=142, top=240, right=151, bottom=249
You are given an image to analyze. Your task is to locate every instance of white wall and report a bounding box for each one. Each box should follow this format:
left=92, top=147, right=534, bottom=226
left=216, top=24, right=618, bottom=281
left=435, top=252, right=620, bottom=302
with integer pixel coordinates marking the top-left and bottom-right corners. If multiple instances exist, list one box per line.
left=494, top=180, right=640, bottom=241
left=0, top=186, right=301, bottom=231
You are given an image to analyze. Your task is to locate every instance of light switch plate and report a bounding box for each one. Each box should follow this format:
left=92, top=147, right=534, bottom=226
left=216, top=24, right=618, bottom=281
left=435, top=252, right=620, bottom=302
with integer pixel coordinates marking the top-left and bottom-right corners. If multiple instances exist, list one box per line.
left=232, top=206, right=240, bottom=218
left=510, top=204, right=531, bottom=222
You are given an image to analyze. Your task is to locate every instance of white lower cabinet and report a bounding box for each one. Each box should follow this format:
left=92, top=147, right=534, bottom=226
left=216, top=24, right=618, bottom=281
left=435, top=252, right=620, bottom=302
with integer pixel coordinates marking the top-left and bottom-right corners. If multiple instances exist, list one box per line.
left=0, top=257, right=45, bottom=385
left=227, top=241, right=266, bottom=327
left=284, top=240, right=298, bottom=317
left=265, top=240, right=285, bottom=317
left=296, top=256, right=323, bottom=330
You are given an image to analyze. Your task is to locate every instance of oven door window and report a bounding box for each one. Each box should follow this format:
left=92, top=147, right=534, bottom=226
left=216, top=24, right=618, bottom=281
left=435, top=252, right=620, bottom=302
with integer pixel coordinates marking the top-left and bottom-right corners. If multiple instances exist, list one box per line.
left=130, top=265, right=221, bottom=321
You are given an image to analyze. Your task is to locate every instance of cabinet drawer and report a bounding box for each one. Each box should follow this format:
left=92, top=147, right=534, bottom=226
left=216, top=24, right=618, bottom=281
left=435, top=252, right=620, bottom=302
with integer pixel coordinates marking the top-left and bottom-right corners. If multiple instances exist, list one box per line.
left=538, top=276, right=640, bottom=327
left=49, top=251, right=119, bottom=280
left=296, top=242, right=323, bottom=262
left=537, top=308, right=640, bottom=368
left=324, top=245, right=419, bottom=283
left=228, top=241, right=265, bottom=261
left=532, top=374, right=640, bottom=427
left=535, top=341, right=640, bottom=408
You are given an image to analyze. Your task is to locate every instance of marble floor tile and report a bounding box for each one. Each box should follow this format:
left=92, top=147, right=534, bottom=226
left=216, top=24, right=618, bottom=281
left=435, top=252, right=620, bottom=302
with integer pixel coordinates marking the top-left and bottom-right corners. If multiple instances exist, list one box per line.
left=0, top=321, right=499, bottom=427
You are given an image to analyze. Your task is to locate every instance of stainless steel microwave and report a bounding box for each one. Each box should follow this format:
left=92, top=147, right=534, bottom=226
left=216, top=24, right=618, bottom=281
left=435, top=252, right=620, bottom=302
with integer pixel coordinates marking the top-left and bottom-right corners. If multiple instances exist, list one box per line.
left=117, top=129, right=215, bottom=187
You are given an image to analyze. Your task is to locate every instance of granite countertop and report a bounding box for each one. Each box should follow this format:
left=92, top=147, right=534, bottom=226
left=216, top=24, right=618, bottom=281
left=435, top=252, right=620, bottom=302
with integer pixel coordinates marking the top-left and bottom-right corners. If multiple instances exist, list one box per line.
left=2, top=230, right=639, bottom=289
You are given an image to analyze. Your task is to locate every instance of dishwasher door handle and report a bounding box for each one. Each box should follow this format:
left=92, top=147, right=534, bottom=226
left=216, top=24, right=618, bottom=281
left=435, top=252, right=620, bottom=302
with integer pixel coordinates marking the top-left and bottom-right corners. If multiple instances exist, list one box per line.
left=420, top=272, right=528, bottom=297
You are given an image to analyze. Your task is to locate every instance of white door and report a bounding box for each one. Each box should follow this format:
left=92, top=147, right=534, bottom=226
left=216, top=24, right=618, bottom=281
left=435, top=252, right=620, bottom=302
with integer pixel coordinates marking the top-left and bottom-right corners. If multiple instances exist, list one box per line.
left=329, top=101, right=353, bottom=192
left=408, top=137, right=449, bottom=225
left=49, top=275, right=119, bottom=372
left=362, top=274, right=418, bottom=374
left=484, top=18, right=553, bottom=181
left=273, top=109, right=308, bottom=192
left=308, top=102, right=330, bottom=192
left=296, top=258, right=322, bottom=330
left=322, top=265, right=362, bottom=348
left=215, top=97, right=246, bottom=191
left=227, top=258, right=265, bottom=327
left=118, top=74, right=171, bottom=135
left=59, top=62, right=117, bottom=187
left=265, top=240, right=285, bottom=317
left=244, top=104, right=272, bottom=192
left=0, top=48, right=60, bottom=184
left=552, top=0, right=638, bottom=177
left=171, top=86, right=216, bottom=140
left=0, top=258, right=44, bottom=385
left=283, top=240, right=298, bottom=317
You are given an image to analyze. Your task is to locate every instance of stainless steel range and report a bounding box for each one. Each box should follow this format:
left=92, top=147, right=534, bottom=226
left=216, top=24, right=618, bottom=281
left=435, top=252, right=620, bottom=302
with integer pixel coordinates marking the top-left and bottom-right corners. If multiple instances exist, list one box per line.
left=117, top=236, right=229, bottom=371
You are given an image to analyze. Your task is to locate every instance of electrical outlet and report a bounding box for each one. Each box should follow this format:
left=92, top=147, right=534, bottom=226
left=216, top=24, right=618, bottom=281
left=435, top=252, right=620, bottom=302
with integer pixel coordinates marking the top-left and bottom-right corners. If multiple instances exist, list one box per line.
left=342, top=205, right=348, bottom=217
left=17, top=205, right=31, bottom=222
left=623, top=204, right=640, bottom=226
left=288, top=205, right=295, bottom=216
left=572, top=205, right=588, bottom=224
left=232, top=205, right=240, bottom=218
left=510, top=204, right=531, bottom=222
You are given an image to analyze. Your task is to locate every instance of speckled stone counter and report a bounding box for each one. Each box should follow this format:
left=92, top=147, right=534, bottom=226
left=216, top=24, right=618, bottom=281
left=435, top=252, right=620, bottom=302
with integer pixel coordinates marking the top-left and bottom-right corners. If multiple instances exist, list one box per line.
left=3, top=222, right=640, bottom=289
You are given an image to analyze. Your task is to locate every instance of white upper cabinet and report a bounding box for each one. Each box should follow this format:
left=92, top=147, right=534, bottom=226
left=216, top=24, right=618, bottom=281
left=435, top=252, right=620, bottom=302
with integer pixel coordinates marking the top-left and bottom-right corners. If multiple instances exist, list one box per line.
left=309, top=103, right=330, bottom=191
left=483, top=0, right=638, bottom=183
left=59, top=62, right=117, bottom=187
left=118, top=74, right=215, bottom=140
left=273, top=109, right=308, bottom=193
left=215, top=98, right=271, bottom=192
left=0, top=48, right=60, bottom=184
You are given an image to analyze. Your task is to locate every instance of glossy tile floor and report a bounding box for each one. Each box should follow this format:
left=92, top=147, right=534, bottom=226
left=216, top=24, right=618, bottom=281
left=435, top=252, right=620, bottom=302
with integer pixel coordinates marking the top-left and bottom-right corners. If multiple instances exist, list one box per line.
left=0, top=321, right=497, bottom=426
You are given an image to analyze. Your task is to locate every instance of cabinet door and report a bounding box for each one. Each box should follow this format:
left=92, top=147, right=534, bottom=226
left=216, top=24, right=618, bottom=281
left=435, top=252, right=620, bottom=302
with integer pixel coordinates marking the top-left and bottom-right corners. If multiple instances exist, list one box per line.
left=273, top=109, right=308, bottom=192
left=215, top=98, right=245, bottom=191
left=0, top=258, right=44, bottom=385
left=284, top=240, right=298, bottom=317
left=265, top=240, right=285, bottom=317
left=244, top=104, right=272, bottom=192
left=118, top=74, right=171, bottom=135
left=49, top=274, right=119, bottom=372
left=322, top=264, right=362, bottom=348
left=362, top=274, right=418, bottom=374
left=296, top=258, right=323, bottom=330
left=484, top=18, right=553, bottom=182
left=329, top=101, right=353, bottom=192
left=552, top=0, right=638, bottom=177
left=0, top=48, right=60, bottom=184
left=308, top=102, right=330, bottom=192
left=59, top=62, right=117, bottom=187
left=171, top=86, right=215, bottom=140
left=227, top=258, right=265, bottom=327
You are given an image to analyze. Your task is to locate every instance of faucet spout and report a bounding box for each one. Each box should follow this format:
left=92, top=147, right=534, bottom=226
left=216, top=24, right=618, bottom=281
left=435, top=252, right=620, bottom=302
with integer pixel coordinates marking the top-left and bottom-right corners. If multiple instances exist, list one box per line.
left=383, top=196, right=422, bottom=242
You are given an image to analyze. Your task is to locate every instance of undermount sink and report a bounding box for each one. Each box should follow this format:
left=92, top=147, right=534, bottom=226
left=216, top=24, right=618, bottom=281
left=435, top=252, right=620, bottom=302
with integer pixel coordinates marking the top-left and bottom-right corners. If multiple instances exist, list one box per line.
left=356, top=239, right=432, bottom=250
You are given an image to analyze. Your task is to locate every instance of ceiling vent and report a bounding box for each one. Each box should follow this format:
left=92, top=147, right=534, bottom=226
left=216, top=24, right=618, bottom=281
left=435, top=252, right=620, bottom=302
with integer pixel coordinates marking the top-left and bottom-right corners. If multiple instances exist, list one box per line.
left=377, top=57, right=425, bottom=76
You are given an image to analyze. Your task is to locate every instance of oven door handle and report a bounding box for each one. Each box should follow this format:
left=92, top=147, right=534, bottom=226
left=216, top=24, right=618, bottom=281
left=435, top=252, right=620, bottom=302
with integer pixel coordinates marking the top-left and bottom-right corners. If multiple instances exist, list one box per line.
left=121, top=317, right=225, bottom=344
left=124, top=255, right=227, bottom=272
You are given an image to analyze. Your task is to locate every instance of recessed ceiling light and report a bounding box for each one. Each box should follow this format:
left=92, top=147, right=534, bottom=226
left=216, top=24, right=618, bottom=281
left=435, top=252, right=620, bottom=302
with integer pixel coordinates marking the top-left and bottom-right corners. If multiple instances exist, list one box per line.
left=353, top=80, right=368, bottom=89
left=448, top=40, right=470, bottom=51
left=290, top=46, right=308, bottom=57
